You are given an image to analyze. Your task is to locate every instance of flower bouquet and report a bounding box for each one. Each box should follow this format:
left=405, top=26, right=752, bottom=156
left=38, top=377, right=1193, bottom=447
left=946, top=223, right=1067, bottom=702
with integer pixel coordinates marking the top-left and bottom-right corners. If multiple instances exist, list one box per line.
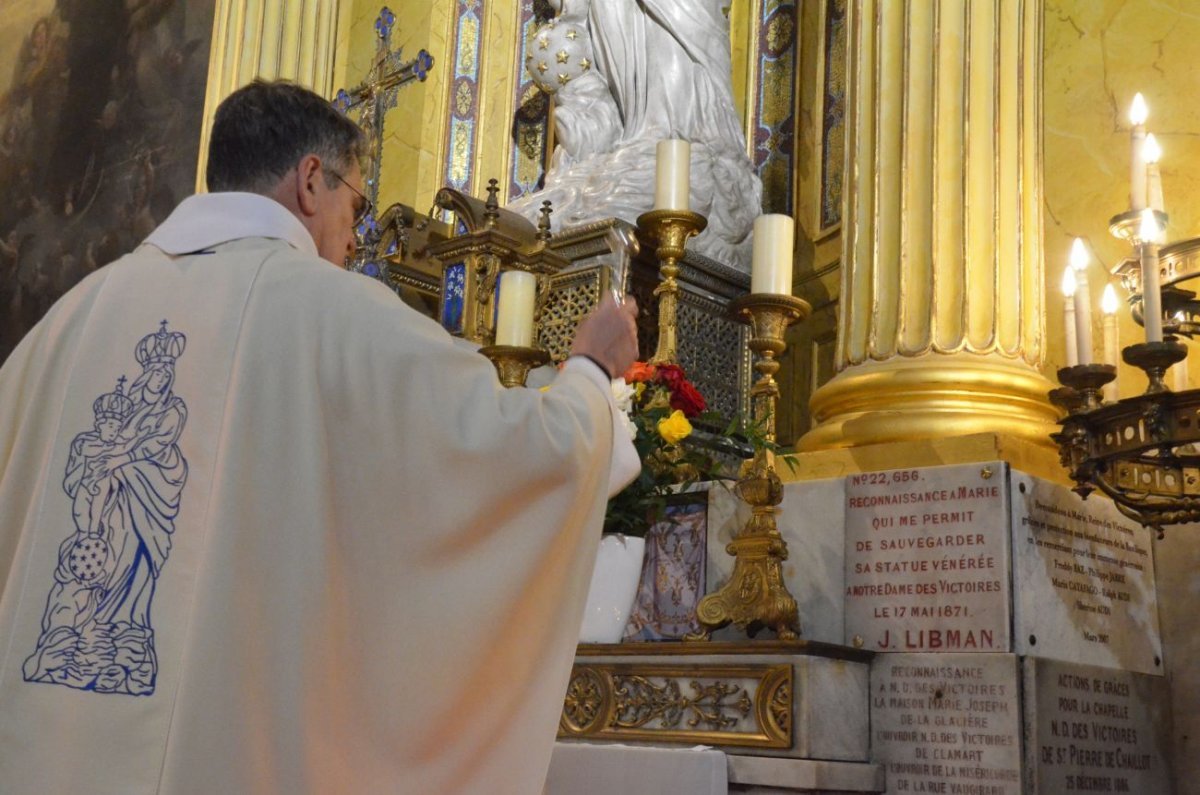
left=605, top=362, right=729, bottom=537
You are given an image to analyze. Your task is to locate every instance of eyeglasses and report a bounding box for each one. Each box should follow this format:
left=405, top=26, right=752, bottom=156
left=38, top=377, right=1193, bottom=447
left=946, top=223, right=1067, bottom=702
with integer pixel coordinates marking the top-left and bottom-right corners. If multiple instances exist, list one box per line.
left=330, top=170, right=374, bottom=228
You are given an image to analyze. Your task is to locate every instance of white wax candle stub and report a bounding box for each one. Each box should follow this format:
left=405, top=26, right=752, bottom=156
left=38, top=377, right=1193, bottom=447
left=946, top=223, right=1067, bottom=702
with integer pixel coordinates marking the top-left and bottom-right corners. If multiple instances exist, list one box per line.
left=494, top=271, right=536, bottom=347
left=1102, top=309, right=1119, bottom=402
left=1143, top=134, right=1164, bottom=213
left=1138, top=210, right=1164, bottom=343
left=1129, top=95, right=1148, bottom=212
left=750, top=214, right=795, bottom=295
left=654, top=139, right=690, bottom=211
left=1062, top=268, right=1079, bottom=368
left=1070, top=240, right=1093, bottom=365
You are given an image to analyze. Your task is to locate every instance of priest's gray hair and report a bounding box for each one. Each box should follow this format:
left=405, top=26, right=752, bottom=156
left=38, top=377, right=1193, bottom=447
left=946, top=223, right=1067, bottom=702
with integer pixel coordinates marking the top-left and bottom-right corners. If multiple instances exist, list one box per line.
left=206, top=79, right=367, bottom=193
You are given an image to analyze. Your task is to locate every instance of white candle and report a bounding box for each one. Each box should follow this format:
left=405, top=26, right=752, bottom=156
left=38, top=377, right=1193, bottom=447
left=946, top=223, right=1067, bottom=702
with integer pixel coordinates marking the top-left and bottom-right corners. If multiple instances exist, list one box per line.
left=1129, top=93, right=1148, bottom=212
left=1144, top=133, right=1164, bottom=214
left=750, top=214, right=795, bottom=295
left=1070, top=238, right=1093, bottom=364
left=494, top=270, right=537, bottom=347
left=1138, top=209, right=1164, bottom=343
left=1101, top=284, right=1119, bottom=402
left=654, top=139, right=690, bottom=210
left=1062, top=267, right=1079, bottom=368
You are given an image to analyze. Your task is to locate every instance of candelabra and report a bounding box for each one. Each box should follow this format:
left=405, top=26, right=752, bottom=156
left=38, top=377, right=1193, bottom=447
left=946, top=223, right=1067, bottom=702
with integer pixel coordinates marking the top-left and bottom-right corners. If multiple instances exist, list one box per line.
left=693, top=293, right=809, bottom=639
left=1051, top=205, right=1200, bottom=537
left=635, top=210, right=707, bottom=365
left=478, top=345, right=551, bottom=388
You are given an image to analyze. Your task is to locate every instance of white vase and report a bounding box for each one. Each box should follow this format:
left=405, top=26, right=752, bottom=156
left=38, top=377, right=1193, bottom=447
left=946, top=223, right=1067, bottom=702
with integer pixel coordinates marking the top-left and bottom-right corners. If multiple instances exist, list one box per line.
left=578, top=534, right=646, bottom=644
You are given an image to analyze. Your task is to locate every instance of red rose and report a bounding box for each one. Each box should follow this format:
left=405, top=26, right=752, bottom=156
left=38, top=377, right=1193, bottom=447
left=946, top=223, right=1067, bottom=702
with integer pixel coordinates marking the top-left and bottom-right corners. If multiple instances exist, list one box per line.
left=670, top=378, right=707, bottom=418
left=656, top=364, right=685, bottom=391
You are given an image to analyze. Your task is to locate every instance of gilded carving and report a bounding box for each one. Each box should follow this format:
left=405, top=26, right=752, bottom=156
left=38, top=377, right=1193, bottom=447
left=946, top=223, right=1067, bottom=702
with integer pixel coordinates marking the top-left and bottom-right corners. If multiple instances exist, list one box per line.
left=559, top=664, right=792, bottom=748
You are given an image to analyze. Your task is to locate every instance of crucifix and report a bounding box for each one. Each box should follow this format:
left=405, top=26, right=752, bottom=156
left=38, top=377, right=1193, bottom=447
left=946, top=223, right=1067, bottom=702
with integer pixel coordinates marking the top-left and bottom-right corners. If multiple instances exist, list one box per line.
left=334, top=6, right=434, bottom=278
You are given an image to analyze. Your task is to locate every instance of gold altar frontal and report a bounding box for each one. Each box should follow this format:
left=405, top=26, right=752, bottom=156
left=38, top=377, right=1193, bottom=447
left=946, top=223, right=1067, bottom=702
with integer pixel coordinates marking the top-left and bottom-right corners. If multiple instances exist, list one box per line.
left=559, top=640, right=874, bottom=764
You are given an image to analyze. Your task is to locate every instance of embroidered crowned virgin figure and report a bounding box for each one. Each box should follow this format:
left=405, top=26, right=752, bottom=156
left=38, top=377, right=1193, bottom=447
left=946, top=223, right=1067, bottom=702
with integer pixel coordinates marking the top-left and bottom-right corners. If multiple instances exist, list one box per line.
left=24, top=321, right=188, bottom=695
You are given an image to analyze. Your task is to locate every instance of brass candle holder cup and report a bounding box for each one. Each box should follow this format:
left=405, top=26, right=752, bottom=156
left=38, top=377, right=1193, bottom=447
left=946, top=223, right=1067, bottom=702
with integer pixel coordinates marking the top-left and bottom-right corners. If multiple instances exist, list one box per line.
left=479, top=345, right=550, bottom=388
left=635, top=209, right=707, bottom=365
left=692, top=292, right=810, bottom=640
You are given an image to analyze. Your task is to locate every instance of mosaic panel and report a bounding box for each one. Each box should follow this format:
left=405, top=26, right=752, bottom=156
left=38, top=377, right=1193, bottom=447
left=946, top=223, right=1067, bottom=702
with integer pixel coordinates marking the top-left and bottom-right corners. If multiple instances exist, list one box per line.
left=753, top=1, right=798, bottom=215
left=509, top=1, right=551, bottom=200
left=821, top=0, right=847, bottom=230
left=443, top=0, right=484, bottom=193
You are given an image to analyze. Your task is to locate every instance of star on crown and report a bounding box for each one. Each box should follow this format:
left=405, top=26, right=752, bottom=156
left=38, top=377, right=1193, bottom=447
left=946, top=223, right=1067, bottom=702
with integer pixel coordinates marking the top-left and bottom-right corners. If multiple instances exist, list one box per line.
left=135, top=320, right=186, bottom=367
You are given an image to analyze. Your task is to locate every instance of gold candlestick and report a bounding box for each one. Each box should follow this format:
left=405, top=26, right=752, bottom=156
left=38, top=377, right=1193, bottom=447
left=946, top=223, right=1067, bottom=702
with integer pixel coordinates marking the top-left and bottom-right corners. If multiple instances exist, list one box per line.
left=479, top=345, right=550, bottom=388
left=635, top=209, right=707, bottom=365
left=694, top=293, right=810, bottom=640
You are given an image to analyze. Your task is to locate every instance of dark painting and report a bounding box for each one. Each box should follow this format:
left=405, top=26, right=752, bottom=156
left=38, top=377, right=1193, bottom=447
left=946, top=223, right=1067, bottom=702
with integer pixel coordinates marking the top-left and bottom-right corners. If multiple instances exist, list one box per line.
left=0, top=0, right=215, bottom=363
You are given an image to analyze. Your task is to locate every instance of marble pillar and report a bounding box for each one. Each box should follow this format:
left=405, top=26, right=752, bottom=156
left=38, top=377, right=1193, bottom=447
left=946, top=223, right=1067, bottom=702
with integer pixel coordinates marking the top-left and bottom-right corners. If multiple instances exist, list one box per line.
left=195, top=0, right=343, bottom=191
left=800, top=0, right=1059, bottom=451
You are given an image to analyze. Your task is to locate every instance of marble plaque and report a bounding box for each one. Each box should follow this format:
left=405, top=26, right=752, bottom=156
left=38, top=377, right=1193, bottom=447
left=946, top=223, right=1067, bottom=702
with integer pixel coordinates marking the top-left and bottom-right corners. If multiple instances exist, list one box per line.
left=871, top=653, right=1022, bottom=795
left=1010, top=474, right=1162, bottom=675
left=1023, top=657, right=1173, bottom=795
left=845, top=463, right=1011, bottom=653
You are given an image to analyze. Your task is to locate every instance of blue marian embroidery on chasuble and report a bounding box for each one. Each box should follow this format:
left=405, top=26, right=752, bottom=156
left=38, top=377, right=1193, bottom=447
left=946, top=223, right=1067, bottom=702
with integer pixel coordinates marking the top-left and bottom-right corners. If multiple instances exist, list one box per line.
left=24, top=321, right=189, bottom=695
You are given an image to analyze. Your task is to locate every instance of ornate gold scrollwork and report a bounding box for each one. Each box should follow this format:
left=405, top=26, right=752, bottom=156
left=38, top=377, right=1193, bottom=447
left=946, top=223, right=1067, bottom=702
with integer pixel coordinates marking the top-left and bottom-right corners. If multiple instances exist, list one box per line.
left=558, top=663, right=792, bottom=748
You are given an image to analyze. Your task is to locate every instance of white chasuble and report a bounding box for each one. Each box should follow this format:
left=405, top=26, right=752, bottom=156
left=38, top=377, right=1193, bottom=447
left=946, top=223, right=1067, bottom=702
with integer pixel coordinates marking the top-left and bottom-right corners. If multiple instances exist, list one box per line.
left=0, top=195, right=626, bottom=794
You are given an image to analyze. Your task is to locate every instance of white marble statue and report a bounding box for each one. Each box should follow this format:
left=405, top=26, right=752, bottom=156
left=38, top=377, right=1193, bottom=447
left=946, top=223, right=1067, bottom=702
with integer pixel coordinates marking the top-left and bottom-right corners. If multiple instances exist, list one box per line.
left=511, top=0, right=762, bottom=271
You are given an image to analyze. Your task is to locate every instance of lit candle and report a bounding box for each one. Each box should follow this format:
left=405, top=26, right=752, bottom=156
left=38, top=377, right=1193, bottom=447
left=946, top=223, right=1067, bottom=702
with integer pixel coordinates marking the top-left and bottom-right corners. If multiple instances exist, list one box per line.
left=1101, top=284, right=1119, bottom=402
left=1070, top=238, right=1093, bottom=364
left=1062, top=267, right=1079, bottom=368
left=1173, top=316, right=1188, bottom=391
left=750, top=214, right=795, bottom=295
left=494, top=270, right=537, bottom=347
left=1138, top=209, right=1164, bottom=343
left=654, top=139, right=690, bottom=210
left=1144, top=133, right=1164, bottom=214
left=1129, top=93, right=1148, bottom=212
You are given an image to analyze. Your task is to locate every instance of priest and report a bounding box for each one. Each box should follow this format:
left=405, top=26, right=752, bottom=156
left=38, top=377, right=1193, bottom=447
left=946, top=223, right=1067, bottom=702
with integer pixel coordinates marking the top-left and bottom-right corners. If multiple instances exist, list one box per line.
left=0, top=79, right=640, bottom=794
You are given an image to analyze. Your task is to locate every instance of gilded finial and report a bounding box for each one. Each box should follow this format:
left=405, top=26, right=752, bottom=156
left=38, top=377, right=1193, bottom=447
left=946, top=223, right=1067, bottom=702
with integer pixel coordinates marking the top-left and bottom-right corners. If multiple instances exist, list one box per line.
left=484, top=179, right=500, bottom=229
left=537, top=200, right=553, bottom=242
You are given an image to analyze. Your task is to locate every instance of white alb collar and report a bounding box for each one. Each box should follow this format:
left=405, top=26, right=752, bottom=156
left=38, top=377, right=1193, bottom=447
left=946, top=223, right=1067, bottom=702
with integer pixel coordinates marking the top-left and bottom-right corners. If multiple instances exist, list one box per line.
left=143, top=192, right=318, bottom=257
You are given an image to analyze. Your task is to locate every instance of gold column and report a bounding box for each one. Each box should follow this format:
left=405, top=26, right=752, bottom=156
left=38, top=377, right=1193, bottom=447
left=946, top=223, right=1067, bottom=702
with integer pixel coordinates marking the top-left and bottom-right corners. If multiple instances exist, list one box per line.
left=195, top=0, right=344, bottom=192
left=800, top=0, right=1058, bottom=451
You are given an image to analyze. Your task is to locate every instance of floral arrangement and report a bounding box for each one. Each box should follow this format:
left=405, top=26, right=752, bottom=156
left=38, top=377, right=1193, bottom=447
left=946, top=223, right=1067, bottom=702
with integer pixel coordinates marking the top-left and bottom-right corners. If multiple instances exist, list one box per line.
left=604, top=362, right=728, bottom=537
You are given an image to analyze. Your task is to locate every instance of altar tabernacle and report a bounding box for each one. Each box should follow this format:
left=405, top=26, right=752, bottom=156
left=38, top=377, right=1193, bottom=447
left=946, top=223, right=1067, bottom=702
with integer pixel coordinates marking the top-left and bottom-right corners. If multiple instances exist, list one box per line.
left=0, top=81, right=639, bottom=794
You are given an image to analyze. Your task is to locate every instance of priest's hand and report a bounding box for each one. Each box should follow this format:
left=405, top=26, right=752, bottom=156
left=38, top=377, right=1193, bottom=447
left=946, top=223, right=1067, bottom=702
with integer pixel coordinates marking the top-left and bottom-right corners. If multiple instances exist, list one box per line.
left=570, top=295, right=638, bottom=380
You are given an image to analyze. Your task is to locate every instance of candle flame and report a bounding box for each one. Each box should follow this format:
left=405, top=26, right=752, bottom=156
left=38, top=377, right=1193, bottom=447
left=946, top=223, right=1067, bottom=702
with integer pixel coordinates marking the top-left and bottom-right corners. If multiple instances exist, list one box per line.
left=1143, top=133, right=1162, bottom=164
left=1138, top=208, right=1162, bottom=243
left=1102, top=284, right=1119, bottom=315
left=1070, top=238, right=1089, bottom=271
left=1062, top=266, right=1077, bottom=298
left=1130, top=93, right=1148, bottom=126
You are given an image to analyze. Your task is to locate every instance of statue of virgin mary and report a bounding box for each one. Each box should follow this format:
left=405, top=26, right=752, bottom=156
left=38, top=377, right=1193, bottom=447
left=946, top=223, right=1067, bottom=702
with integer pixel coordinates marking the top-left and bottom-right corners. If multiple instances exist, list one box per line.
left=512, top=0, right=762, bottom=271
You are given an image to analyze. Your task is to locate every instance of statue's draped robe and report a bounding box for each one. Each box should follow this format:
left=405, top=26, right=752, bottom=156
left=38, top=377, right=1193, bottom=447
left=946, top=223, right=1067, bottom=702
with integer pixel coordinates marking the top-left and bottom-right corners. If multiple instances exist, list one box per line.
left=513, top=0, right=761, bottom=267
left=0, top=194, right=626, bottom=794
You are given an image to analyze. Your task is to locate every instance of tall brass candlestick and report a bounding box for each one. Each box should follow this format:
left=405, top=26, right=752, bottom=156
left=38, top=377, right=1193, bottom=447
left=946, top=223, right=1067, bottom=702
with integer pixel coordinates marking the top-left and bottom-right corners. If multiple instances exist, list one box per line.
left=479, top=345, right=550, bottom=388
left=635, top=209, right=707, bottom=365
left=693, top=293, right=810, bottom=640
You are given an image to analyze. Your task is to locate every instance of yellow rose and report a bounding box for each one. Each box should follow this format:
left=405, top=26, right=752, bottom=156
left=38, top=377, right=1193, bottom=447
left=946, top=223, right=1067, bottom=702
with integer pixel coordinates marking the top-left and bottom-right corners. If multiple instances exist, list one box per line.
left=657, top=409, right=693, bottom=444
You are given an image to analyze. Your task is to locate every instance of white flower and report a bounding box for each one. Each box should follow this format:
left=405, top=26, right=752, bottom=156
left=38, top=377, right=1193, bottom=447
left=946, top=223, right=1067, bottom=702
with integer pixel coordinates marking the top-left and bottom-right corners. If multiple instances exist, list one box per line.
left=611, top=377, right=635, bottom=414
left=610, top=377, right=638, bottom=440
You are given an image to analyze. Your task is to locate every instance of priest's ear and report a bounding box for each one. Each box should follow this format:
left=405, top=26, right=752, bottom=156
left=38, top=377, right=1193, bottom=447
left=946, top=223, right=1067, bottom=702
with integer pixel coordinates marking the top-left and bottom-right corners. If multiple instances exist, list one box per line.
left=293, top=154, right=324, bottom=218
